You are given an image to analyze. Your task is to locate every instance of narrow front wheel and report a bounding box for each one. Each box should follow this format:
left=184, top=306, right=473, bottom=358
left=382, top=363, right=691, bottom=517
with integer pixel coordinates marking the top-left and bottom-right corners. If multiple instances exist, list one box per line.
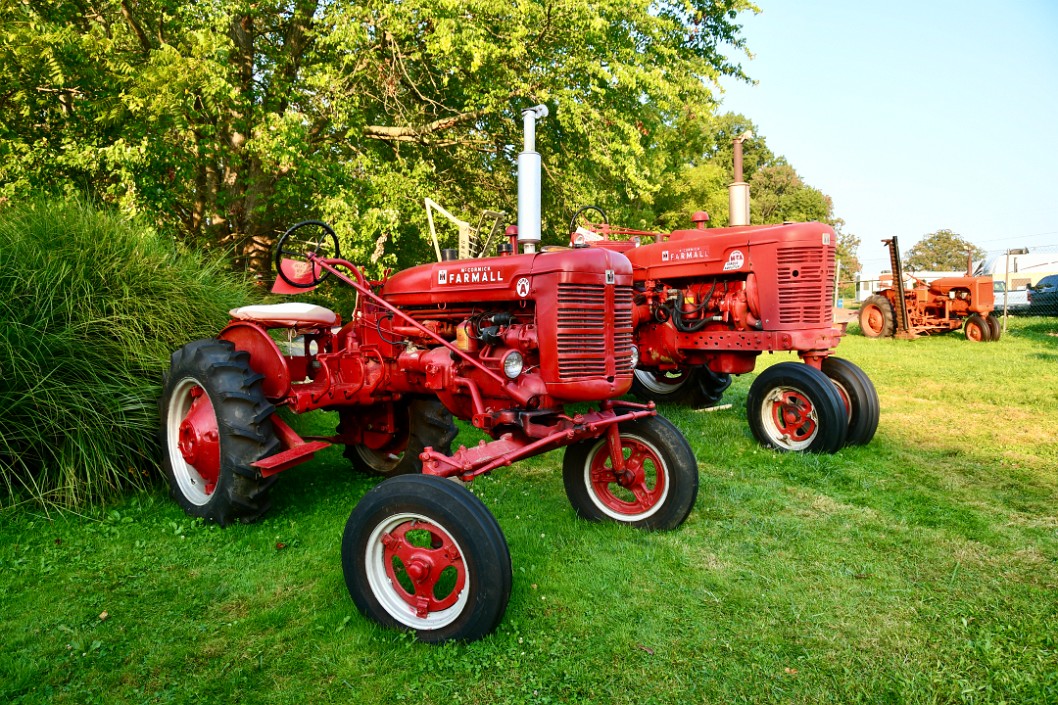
left=562, top=415, right=698, bottom=531
left=820, top=357, right=880, bottom=447
left=984, top=313, right=1002, bottom=342
left=341, top=475, right=511, bottom=643
left=964, top=314, right=990, bottom=342
left=747, top=362, right=848, bottom=453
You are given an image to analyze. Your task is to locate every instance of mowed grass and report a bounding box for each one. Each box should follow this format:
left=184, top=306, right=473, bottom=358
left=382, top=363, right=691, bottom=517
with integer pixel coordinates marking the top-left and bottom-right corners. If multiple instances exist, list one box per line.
left=2, top=318, right=1056, bottom=704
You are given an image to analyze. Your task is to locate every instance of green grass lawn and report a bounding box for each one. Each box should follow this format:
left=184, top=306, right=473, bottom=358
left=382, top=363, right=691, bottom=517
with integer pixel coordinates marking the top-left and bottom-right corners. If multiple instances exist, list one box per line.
left=2, top=317, right=1056, bottom=704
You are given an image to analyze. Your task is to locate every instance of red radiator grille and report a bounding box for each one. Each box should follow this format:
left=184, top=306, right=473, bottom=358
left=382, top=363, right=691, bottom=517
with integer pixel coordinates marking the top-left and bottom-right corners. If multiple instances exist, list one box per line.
left=776, top=246, right=835, bottom=324
left=556, top=284, right=634, bottom=380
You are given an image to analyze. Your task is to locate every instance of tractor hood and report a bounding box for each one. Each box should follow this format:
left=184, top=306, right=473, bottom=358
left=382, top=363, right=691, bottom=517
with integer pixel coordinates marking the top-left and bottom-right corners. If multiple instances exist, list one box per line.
left=627, top=221, right=836, bottom=282
left=380, top=247, right=633, bottom=306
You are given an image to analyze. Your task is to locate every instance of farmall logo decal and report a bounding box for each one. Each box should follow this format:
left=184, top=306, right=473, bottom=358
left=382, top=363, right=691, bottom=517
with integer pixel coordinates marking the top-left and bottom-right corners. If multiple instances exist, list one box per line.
left=516, top=277, right=531, bottom=297
left=437, top=264, right=505, bottom=286
left=661, top=246, right=707, bottom=263
left=723, top=250, right=745, bottom=271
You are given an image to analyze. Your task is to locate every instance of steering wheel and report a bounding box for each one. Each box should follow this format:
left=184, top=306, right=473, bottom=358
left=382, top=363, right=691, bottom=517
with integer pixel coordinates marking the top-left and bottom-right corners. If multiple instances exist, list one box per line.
left=569, top=205, right=609, bottom=235
left=274, top=220, right=341, bottom=289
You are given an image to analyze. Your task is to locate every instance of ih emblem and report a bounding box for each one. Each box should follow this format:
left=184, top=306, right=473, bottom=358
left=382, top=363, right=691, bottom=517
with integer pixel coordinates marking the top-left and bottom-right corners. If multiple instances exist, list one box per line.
left=437, top=269, right=448, bottom=285
left=605, top=269, right=615, bottom=285
left=516, top=277, right=531, bottom=297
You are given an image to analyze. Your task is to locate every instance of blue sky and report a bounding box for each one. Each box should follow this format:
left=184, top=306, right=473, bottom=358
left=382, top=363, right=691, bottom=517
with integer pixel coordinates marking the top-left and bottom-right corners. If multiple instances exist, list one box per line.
left=718, top=0, right=1058, bottom=276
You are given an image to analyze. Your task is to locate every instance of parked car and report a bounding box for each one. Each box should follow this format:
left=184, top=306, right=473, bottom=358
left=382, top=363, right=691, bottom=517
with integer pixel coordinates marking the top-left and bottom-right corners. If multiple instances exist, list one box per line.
left=993, top=281, right=1030, bottom=314
left=1028, top=275, right=1058, bottom=315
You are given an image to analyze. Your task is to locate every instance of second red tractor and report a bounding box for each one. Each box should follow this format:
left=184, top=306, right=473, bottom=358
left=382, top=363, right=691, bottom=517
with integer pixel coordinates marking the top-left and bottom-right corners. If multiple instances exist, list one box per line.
left=571, top=208, right=879, bottom=454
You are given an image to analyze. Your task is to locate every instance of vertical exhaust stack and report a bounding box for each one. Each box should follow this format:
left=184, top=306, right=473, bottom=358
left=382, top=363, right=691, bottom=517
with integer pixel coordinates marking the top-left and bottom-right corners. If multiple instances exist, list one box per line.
left=728, top=130, right=752, bottom=226
left=517, top=105, right=549, bottom=254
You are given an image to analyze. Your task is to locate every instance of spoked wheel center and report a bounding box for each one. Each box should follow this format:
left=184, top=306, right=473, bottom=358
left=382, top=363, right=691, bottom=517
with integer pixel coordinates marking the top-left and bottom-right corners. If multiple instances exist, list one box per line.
left=766, top=387, right=818, bottom=443
left=380, top=520, right=466, bottom=619
left=590, top=437, right=666, bottom=515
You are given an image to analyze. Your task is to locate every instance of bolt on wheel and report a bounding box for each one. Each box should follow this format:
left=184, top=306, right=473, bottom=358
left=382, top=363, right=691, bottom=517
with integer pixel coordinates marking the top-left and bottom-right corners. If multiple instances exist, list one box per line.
left=746, top=362, right=848, bottom=454
left=820, top=356, right=879, bottom=447
left=562, top=415, right=698, bottom=531
left=365, top=514, right=469, bottom=629
left=342, top=475, right=511, bottom=643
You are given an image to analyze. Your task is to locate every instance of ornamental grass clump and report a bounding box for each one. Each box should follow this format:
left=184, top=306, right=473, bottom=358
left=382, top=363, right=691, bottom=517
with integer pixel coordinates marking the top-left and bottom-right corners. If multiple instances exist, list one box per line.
left=0, top=198, right=255, bottom=509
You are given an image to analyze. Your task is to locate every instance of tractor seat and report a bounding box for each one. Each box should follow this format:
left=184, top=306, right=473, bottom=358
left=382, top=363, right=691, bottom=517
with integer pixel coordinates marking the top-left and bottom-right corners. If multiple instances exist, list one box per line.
left=229, top=302, right=339, bottom=327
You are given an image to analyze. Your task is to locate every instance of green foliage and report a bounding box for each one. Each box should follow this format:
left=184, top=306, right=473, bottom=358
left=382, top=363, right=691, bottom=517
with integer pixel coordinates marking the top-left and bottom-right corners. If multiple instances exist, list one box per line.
left=904, top=229, right=985, bottom=272
left=655, top=112, right=862, bottom=273
left=2, top=322, right=1057, bottom=703
left=0, top=0, right=759, bottom=275
left=0, top=198, right=255, bottom=509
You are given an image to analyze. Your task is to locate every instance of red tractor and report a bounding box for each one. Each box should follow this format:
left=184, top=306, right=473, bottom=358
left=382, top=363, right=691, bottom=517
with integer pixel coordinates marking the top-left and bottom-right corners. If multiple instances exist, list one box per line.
left=859, top=236, right=1000, bottom=342
left=159, top=108, right=697, bottom=643
left=570, top=207, right=878, bottom=454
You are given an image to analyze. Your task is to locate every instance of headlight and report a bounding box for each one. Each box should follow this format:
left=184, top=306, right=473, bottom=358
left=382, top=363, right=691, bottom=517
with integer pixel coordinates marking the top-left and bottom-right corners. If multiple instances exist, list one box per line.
left=502, top=350, right=524, bottom=379
left=629, top=345, right=639, bottom=369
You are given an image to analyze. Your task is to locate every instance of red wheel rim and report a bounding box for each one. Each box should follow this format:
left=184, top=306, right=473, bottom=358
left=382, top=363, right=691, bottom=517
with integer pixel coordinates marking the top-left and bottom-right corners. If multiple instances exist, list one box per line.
left=768, top=389, right=817, bottom=443
left=381, top=520, right=467, bottom=618
left=176, top=385, right=220, bottom=495
left=863, top=305, right=883, bottom=334
left=589, top=436, right=667, bottom=517
left=831, top=381, right=852, bottom=417
left=966, top=322, right=985, bottom=341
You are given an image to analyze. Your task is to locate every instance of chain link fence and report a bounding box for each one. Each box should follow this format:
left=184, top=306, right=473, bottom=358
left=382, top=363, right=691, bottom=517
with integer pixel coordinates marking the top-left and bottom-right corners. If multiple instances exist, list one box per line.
left=980, top=243, right=1058, bottom=317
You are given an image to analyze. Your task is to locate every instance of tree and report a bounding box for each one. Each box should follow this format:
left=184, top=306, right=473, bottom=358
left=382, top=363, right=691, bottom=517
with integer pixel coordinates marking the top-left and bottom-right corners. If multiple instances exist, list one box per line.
left=0, top=0, right=759, bottom=274
left=654, top=112, right=862, bottom=275
left=903, top=230, right=984, bottom=272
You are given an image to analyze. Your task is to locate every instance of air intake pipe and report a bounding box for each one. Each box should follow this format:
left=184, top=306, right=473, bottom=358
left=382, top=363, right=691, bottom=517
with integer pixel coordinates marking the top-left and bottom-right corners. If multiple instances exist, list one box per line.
left=517, top=105, right=549, bottom=253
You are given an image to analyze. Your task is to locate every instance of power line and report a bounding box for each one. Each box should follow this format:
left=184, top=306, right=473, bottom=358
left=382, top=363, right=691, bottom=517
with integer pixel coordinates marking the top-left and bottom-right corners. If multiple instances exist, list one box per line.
left=977, top=230, right=1058, bottom=245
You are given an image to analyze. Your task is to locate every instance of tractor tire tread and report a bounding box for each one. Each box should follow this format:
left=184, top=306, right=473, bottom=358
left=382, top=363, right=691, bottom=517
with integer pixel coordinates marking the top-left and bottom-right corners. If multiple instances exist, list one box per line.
left=160, top=338, right=279, bottom=526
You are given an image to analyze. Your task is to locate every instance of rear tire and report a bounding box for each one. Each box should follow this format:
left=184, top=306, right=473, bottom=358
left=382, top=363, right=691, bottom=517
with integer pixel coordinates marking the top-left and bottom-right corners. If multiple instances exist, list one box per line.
left=342, top=475, right=511, bottom=643
left=160, top=339, right=279, bottom=525
left=631, top=367, right=732, bottom=408
left=562, top=415, right=698, bottom=530
left=343, top=398, right=457, bottom=476
left=746, top=362, right=848, bottom=453
left=859, top=294, right=895, bottom=338
left=820, top=357, right=880, bottom=447
left=964, top=314, right=989, bottom=342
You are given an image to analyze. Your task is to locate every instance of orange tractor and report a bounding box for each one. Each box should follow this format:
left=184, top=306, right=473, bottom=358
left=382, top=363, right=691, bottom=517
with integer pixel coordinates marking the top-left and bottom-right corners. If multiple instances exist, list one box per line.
left=859, top=236, right=999, bottom=342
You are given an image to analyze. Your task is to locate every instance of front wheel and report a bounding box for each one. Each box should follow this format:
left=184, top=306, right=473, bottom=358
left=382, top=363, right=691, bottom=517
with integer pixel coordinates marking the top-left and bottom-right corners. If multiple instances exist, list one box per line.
left=342, top=475, right=512, bottom=643
left=562, top=415, right=698, bottom=531
left=631, top=367, right=732, bottom=408
left=820, top=357, right=880, bottom=447
left=984, top=313, right=1002, bottom=342
left=746, top=362, right=848, bottom=453
left=964, top=314, right=990, bottom=342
